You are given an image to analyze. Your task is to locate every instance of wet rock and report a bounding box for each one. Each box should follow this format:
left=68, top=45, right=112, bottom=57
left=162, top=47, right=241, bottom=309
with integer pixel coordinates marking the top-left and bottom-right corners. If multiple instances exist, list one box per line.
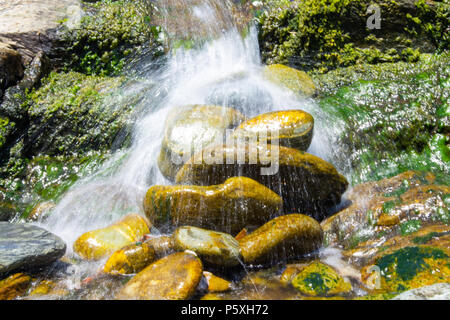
left=0, top=273, right=32, bottom=300
left=0, top=198, right=16, bottom=222
left=116, top=252, right=203, bottom=300
left=158, top=105, right=244, bottom=181
left=172, top=226, right=241, bottom=267
left=322, top=171, right=450, bottom=249
left=203, top=271, right=231, bottom=293
left=238, top=214, right=323, bottom=264
left=391, top=283, right=450, bottom=300
left=144, top=176, right=282, bottom=234
left=176, top=144, right=348, bottom=219
left=263, top=64, right=316, bottom=97
left=103, top=241, right=156, bottom=275
left=0, top=42, right=23, bottom=98
left=73, top=214, right=150, bottom=260
left=27, top=201, right=56, bottom=222
left=144, top=235, right=174, bottom=258
left=231, top=110, right=314, bottom=151
left=291, top=261, right=352, bottom=297
left=0, top=222, right=66, bottom=276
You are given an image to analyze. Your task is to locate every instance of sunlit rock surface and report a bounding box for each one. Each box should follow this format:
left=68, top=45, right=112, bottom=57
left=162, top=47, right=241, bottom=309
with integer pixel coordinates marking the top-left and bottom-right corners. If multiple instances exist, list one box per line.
left=73, top=214, right=150, bottom=260
left=103, top=241, right=156, bottom=275
left=116, top=252, right=203, bottom=300
left=144, top=177, right=282, bottom=234
left=263, top=64, right=316, bottom=97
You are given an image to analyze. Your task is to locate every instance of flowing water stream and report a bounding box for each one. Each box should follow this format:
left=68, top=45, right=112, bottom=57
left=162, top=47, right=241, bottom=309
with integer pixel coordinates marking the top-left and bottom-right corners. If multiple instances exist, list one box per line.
left=35, top=0, right=351, bottom=298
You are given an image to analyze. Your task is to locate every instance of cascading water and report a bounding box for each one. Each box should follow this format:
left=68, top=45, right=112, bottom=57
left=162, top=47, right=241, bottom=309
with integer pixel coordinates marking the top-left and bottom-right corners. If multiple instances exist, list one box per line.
left=35, top=0, right=350, bottom=296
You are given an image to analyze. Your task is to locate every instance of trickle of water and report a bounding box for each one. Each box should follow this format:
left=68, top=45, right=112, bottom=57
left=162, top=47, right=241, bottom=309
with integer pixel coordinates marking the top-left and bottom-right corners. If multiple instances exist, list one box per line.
left=36, top=0, right=348, bottom=292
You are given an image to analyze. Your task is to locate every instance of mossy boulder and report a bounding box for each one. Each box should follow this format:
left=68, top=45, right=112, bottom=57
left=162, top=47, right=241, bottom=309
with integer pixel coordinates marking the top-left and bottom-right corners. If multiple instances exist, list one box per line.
left=175, top=144, right=348, bottom=220
left=73, top=214, right=150, bottom=260
left=158, top=105, right=245, bottom=181
left=144, top=177, right=283, bottom=234
left=172, top=226, right=241, bottom=267
left=258, top=0, right=448, bottom=73
left=103, top=241, right=156, bottom=275
left=238, top=214, right=323, bottom=264
left=116, top=252, right=203, bottom=300
left=0, top=273, right=32, bottom=300
left=263, top=64, right=316, bottom=97
left=231, top=110, right=314, bottom=151
left=322, top=171, right=450, bottom=250
left=291, top=261, right=352, bottom=296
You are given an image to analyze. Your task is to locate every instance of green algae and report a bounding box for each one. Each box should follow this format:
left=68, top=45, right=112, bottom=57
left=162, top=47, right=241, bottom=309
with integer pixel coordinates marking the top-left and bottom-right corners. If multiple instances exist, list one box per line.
left=399, top=220, right=422, bottom=236
left=412, top=231, right=450, bottom=244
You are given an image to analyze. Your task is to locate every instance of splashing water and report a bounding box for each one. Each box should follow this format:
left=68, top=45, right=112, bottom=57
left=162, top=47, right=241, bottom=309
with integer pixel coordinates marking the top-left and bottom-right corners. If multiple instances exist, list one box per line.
left=35, top=0, right=349, bottom=291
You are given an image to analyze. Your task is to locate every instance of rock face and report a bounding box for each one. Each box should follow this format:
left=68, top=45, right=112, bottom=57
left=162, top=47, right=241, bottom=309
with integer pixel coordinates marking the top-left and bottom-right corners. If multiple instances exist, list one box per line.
left=231, top=110, right=314, bottom=151
left=238, top=214, right=323, bottom=264
left=322, top=171, right=450, bottom=249
left=0, top=273, right=32, bottom=300
left=103, top=242, right=156, bottom=275
left=175, top=144, right=348, bottom=219
left=116, top=252, right=203, bottom=300
left=73, top=214, right=150, bottom=260
left=144, top=176, right=282, bottom=234
left=263, top=64, right=316, bottom=97
left=172, top=226, right=241, bottom=266
left=392, top=283, right=450, bottom=300
left=158, top=105, right=245, bottom=181
left=0, top=222, right=66, bottom=276
left=291, top=261, right=352, bottom=297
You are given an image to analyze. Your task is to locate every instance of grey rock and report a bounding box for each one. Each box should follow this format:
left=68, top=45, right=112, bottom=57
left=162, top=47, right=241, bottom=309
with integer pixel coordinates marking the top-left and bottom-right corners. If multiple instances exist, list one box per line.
left=0, top=222, right=66, bottom=276
left=391, top=283, right=450, bottom=300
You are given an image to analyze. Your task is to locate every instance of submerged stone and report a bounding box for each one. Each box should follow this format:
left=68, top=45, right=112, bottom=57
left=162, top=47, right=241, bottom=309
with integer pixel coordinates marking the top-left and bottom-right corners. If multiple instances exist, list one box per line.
left=73, top=214, right=150, bottom=260
left=144, top=235, right=174, bottom=258
left=231, top=110, right=314, bottom=151
left=144, top=176, right=282, bottom=234
left=263, top=64, right=316, bottom=97
left=291, top=261, right=352, bottom=296
left=175, top=144, right=348, bottom=219
left=158, top=105, right=245, bottom=181
left=172, top=226, right=241, bottom=266
left=238, top=214, right=323, bottom=264
left=0, top=273, right=32, bottom=300
left=0, top=222, right=66, bottom=276
left=116, top=252, right=203, bottom=300
left=103, top=241, right=156, bottom=275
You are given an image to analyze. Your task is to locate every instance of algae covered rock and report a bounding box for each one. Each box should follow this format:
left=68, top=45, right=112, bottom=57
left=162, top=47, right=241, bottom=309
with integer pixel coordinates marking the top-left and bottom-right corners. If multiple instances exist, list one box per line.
left=103, top=241, right=156, bottom=275
left=175, top=144, right=348, bottom=219
left=173, top=226, right=241, bottom=266
left=291, top=261, right=352, bottom=296
left=238, top=214, right=323, bottom=264
left=158, top=104, right=245, bottom=181
left=263, top=64, right=316, bottom=97
left=231, top=110, right=314, bottom=151
left=73, top=214, right=150, bottom=260
left=144, top=176, right=282, bottom=234
left=116, top=252, right=203, bottom=300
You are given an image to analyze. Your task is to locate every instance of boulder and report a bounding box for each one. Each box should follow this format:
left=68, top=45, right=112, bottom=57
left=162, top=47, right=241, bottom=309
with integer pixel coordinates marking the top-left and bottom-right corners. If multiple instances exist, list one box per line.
left=144, top=176, right=282, bottom=234
left=0, top=222, right=66, bottom=276
left=175, top=144, right=348, bottom=219
left=103, top=242, right=156, bottom=275
left=172, top=226, right=241, bottom=266
left=231, top=110, right=314, bottom=151
left=158, top=105, right=245, bottom=181
left=291, top=261, right=352, bottom=296
left=263, top=64, right=316, bottom=97
left=238, top=214, right=323, bottom=264
left=73, top=214, right=150, bottom=260
left=116, top=252, right=203, bottom=300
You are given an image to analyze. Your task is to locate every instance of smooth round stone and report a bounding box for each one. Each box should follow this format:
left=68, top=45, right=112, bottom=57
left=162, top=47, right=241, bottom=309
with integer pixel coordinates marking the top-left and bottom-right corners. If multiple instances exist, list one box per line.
left=263, top=64, right=316, bottom=97
left=0, top=222, right=66, bottom=276
left=238, top=214, right=323, bottom=264
left=143, top=176, right=283, bottom=234
left=103, top=242, right=156, bottom=275
left=116, top=252, right=203, bottom=300
left=73, top=214, right=150, bottom=260
left=144, top=236, right=174, bottom=258
left=158, top=105, right=245, bottom=181
left=231, top=110, right=314, bottom=151
left=291, top=261, right=352, bottom=296
left=172, top=226, right=242, bottom=266
left=175, top=144, right=348, bottom=220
